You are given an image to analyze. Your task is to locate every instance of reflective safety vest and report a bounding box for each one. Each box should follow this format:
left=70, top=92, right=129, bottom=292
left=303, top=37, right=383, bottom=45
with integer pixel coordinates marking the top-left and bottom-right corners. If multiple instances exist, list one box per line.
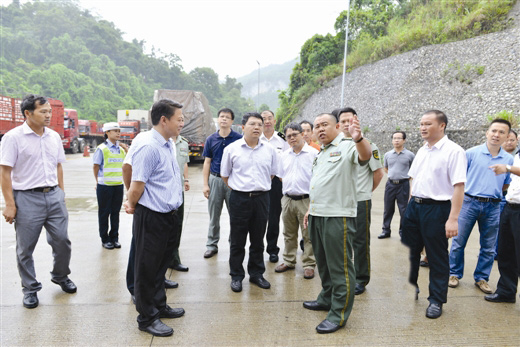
left=97, top=143, right=125, bottom=185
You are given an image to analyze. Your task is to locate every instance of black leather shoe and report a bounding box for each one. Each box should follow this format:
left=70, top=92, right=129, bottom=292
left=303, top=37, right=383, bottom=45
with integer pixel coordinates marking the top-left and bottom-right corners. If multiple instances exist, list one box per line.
left=139, top=319, right=173, bottom=337
left=204, top=249, right=218, bottom=258
left=378, top=232, right=390, bottom=239
left=269, top=253, right=279, bottom=263
left=164, top=279, right=179, bottom=289
left=420, top=260, right=429, bottom=267
left=102, top=242, right=114, bottom=249
left=249, top=276, right=271, bottom=289
left=23, top=292, right=39, bottom=309
left=173, top=264, right=189, bottom=272
left=426, top=302, right=442, bottom=319
left=300, top=239, right=304, bottom=251
left=303, top=300, right=329, bottom=311
left=485, top=293, right=516, bottom=303
left=355, top=283, right=366, bottom=295
left=113, top=241, right=121, bottom=248
left=231, top=280, right=242, bottom=292
left=316, top=319, right=343, bottom=334
left=159, top=305, right=185, bottom=319
left=51, top=278, right=77, bottom=293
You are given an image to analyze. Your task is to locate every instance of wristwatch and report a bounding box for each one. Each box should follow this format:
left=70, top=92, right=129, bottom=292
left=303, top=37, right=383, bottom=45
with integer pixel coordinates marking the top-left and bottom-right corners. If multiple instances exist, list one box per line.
left=506, top=165, right=511, bottom=172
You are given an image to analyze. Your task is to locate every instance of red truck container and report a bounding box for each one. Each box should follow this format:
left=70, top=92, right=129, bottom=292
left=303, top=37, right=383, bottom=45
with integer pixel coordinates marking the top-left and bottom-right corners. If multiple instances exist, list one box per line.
left=118, top=120, right=140, bottom=145
left=62, top=109, right=83, bottom=154
left=78, top=119, right=105, bottom=150
left=0, top=95, right=65, bottom=141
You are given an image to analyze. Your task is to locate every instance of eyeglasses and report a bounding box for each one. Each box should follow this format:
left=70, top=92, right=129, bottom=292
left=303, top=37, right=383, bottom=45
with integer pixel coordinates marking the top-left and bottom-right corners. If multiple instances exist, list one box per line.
left=286, top=132, right=301, bottom=139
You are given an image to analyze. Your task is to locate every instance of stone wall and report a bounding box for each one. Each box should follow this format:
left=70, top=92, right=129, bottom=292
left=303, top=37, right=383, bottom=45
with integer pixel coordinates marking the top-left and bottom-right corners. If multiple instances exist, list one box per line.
left=295, top=1, right=520, bottom=154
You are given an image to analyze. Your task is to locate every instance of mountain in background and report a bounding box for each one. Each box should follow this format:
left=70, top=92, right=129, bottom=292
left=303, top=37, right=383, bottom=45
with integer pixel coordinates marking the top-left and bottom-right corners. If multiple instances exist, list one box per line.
left=237, top=58, right=297, bottom=112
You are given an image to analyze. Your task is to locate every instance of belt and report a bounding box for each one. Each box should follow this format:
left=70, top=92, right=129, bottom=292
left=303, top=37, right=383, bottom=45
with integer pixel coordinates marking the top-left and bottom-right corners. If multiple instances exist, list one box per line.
left=506, top=202, right=520, bottom=209
left=285, top=194, right=309, bottom=201
left=22, top=186, right=58, bottom=193
left=236, top=190, right=268, bottom=197
left=210, top=172, right=221, bottom=177
left=465, top=193, right=501, bottom=203
left=412, top=196, right=450, bottom=205
left=389, top=179, right=407, bottom=184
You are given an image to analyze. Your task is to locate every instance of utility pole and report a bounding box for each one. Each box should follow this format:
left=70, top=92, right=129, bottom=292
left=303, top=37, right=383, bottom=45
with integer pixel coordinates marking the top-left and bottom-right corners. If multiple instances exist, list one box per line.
left=256, top=60, right=260, bottom=111
left=340, top=0, right=351, bottom=108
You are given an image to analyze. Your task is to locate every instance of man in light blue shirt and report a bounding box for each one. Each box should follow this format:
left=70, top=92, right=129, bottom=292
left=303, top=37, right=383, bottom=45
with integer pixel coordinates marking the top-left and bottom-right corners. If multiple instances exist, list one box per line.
left=449, top=119, right=514, bottom=294
left=123, top=99, right=185, bottom=337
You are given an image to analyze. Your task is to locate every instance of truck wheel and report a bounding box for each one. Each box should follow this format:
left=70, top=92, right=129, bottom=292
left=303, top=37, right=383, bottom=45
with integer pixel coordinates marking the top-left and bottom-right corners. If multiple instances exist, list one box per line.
left=78, top=141, right=84, bottom=153
left=71, top=139, right=79, bottom=154
left=90, top=139, right=97, bottom=151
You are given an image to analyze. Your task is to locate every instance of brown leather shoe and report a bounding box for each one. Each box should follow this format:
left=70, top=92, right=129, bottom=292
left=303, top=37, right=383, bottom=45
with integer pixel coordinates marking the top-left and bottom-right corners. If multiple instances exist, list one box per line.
left=304, top=268, right=315, bottom=279
left=274, top=263, right=294, bottom=273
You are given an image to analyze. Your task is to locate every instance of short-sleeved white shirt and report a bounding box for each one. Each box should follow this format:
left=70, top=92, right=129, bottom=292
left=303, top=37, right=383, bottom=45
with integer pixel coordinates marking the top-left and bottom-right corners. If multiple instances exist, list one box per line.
left=408, top=135, right=467, bottom=200
left=221, top=138, right=278, bottom=192
left=0, top=122, right=66, bottom=190
left=506, top=153, right=520, bottom=204
left=278, top=143, right=318, bottom=195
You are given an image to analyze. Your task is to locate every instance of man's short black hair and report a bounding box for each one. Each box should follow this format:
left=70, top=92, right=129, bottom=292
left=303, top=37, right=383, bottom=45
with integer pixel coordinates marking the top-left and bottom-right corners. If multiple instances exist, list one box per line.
left=424, top=110, right=448, bottom=131
left=299, top=120, right=313, bottom=130
left=218, top=108, right=235, bottom=120
left=392, top=131, right=406, bottom=140
left=316, top=113, right=337, bottom=124
left=242, top=112, right=263, bottom=125
left=510, top=129, right=518, bottom=138
left=21, top=94, right=48, bottom=118
left=150, top=99, right=183, bottom=126
left=490, top=118, right=511, bottom=131
left=284, top=122, right=302, bottom=135
left=332, top=107, right=357, bottom=122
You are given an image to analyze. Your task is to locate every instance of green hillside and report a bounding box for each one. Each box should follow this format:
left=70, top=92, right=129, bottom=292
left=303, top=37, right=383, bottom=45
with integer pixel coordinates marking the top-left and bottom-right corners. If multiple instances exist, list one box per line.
left=277, top=0, right=516, bottom=129
left=237, top=59, right=296, bottom=111
left=0, top=0, right=253, bottom=122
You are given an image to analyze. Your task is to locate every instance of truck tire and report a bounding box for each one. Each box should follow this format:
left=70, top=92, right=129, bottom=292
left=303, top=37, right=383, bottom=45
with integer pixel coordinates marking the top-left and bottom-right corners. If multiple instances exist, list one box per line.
left=78, top=140, right=84, bottom=154
left=71, top=139, right=79, bottom=154
left=90, top=139, right=97, bottom=151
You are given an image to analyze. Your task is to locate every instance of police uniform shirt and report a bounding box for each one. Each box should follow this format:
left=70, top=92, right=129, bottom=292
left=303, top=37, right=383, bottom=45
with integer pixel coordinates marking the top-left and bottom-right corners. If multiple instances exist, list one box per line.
left=309, top=133, right=360, bottom=217
left=175, top=136, right=190, bottom=186
left=260, top=132, right=289, bottom=154
left=93, top=139, right=125, bottom=185
left=278, top=143, right=319, bottom=195
left=345, top=138, right=383, bottom=201
left=384, top=148, right=415, bottom=180
left=408, top=135, right=467, bottom=200
left=220, top=138, right=278, bottom=192
left=506, top=153, right=520, bottom=204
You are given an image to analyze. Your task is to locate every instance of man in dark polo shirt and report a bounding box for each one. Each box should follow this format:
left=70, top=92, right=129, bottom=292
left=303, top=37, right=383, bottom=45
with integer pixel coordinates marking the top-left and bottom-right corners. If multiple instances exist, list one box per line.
left=379, top=131, right=415, bottom=239
left=202, top=108, right=242, bottom=259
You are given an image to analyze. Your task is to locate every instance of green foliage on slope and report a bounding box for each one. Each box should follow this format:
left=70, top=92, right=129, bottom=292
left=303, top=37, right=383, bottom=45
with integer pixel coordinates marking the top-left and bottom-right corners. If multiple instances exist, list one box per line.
left=0, top=1, right=253, bottom=122
left=277, top=0, right=516, bottom=130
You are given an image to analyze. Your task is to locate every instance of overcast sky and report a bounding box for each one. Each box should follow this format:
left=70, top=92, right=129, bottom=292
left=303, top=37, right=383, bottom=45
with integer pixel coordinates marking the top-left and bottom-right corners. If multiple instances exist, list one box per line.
left=2, top=0, right=348, bottom=78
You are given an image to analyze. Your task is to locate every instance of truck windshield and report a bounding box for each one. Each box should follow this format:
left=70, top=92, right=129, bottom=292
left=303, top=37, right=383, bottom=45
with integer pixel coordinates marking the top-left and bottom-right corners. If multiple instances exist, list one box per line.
left=79, top=125, right=88, bottom=132
left=120, top=127, right=135, bottom=133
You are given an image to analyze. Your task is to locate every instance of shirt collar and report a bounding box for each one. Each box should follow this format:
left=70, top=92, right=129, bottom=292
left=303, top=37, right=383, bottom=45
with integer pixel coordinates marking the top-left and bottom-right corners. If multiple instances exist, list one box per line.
left=151, top=128, right=170, bottom=147
left=323, top=132, right=344, bottom=149
left=426, top=135, right=448, bottom=150
left=240, top=137, right=263, bottom=149
left=22, top=121, right=49, bottom=137
left=106, top=139, right=117, bottom=148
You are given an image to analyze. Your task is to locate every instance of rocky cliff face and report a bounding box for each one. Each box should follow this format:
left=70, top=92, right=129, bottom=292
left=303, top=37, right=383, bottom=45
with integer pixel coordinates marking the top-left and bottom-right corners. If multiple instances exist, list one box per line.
left=296, top=2, right=520, bottom=154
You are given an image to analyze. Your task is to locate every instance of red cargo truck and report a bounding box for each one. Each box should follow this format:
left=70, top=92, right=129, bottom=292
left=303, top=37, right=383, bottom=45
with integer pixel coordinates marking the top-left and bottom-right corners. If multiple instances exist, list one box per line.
left=0, top=95, right=65, bottom=143
left=118, top=120, right=140, bottom=145
left=78, top=119, right=105, bottom=150
left=62, top=109, right=83, bottom=154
